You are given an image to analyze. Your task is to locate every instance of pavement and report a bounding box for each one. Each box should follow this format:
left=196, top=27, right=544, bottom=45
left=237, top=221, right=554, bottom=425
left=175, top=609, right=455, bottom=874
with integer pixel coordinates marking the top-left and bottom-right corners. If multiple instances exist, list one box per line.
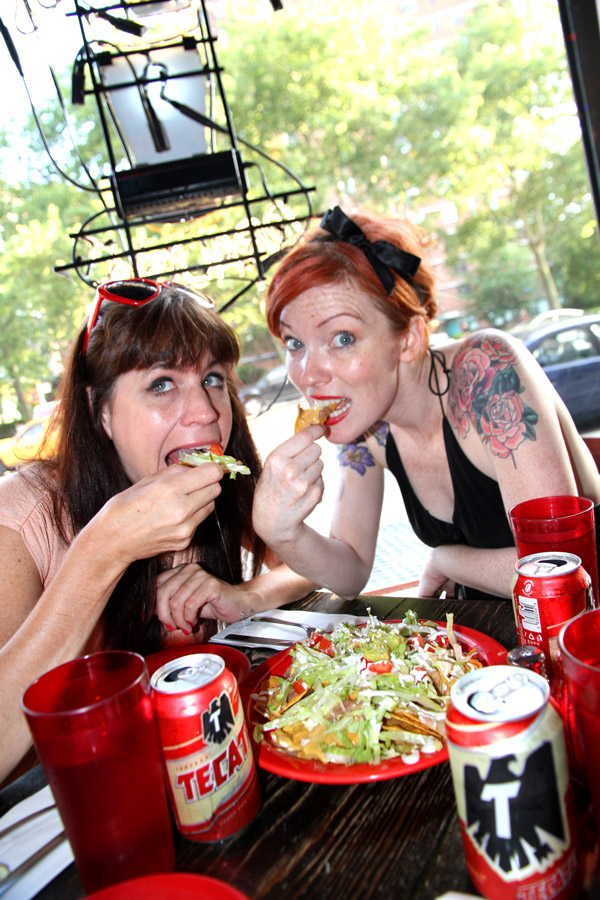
left=247, top=399, right=430, bottom=593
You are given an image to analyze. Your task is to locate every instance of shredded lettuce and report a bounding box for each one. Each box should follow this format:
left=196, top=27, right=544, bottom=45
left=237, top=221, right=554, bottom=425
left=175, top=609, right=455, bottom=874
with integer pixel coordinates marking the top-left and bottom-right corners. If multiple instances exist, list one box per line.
left=252, top=610, right=483, bottom=767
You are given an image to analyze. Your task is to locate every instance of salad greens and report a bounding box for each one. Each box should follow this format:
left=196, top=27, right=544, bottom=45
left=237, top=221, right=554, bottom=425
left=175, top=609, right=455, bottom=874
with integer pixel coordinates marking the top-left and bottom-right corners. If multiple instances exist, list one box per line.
left=252, top=611, right=483, bottom=766
left=177, top=447, right=250, bottom=478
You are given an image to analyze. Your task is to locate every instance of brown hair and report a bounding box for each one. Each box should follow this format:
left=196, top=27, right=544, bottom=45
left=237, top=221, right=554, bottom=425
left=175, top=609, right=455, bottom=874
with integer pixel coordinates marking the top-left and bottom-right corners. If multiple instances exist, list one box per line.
left=36, top=285, right=265, bottom=654
left=265, top=210, right=437, bottom=339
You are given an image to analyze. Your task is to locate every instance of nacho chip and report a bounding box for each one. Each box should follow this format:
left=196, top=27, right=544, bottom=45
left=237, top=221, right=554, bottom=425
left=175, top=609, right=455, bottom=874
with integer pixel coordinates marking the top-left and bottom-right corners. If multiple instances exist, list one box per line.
left=294, top=402, right=339, bottom=433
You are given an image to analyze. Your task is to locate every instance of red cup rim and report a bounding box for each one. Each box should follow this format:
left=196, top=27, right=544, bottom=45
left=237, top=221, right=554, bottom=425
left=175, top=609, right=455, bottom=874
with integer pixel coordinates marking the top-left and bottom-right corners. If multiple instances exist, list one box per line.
left=509, top=495, right=595, bottom=524
left=21, top=650, right=147, bottom=719
left=558, top=608, right=600, bottom=674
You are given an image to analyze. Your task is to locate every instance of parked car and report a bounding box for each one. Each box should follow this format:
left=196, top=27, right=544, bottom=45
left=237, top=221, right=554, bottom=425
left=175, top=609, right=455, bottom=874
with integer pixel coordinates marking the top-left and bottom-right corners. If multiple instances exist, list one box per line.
left=517, top=313, right=600, bottom=426
left=0, top=410, right=57, bottom=472
left=238, top=364, right=302, bottom=417
left=509, top=307, right=585, bottom=338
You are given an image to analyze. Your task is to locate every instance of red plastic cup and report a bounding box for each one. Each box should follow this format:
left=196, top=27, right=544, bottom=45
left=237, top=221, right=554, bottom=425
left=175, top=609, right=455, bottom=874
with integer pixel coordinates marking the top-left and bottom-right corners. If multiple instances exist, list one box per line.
left=21, top=651, right=175, bottom=893
left=509, top=495, right=599, bottom=607
left=559, top=610, right=600, bottom=824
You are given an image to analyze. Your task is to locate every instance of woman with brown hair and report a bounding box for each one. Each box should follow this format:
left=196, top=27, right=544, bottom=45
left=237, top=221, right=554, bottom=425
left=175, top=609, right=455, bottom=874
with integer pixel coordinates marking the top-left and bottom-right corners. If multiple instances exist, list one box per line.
left=0, top=279, right=312, bottom=782
left=253, top=206, right=600, bottom=603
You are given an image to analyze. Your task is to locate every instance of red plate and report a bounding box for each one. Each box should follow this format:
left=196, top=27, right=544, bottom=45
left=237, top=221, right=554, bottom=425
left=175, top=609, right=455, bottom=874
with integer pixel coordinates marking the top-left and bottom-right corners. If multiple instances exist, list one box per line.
left=86, top=873, right=250, bottom=900
left=242, top=621, right=507, bottom=784
left=145, top=643, right=251, bottom=685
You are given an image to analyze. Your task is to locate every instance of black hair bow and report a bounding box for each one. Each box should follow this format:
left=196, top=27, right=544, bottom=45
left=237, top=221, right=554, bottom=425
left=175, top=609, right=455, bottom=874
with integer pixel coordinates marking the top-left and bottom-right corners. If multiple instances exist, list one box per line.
left=320, top=206, right=421, bottom=297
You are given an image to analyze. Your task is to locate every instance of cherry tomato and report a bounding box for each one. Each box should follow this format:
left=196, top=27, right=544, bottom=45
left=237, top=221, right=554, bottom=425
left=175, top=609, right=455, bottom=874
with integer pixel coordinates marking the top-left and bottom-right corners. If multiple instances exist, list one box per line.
left=407, top=634, right=425, bottom=650
left=308, top=634, right=335, bottom=657
left=293, top=679, right=308, bottom=694
left=368, top=660, right=393, bottom=674
left=207, top=443, right=223, bottom=456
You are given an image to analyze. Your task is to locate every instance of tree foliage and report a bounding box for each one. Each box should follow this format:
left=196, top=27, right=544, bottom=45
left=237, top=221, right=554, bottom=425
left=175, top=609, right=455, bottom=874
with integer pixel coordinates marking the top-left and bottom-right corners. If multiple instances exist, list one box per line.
left=0, top=0, right=599, bottom=417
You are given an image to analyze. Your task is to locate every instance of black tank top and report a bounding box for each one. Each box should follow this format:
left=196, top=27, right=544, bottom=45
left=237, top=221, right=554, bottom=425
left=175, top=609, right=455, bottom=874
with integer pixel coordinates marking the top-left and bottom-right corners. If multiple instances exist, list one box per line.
left=385, top=418, right=514, bottom=599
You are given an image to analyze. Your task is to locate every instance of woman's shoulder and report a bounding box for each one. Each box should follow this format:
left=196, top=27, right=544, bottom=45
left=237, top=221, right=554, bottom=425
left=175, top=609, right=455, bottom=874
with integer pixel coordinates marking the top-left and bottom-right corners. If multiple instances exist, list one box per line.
left=0, top=465, right=53, bottom=519
left=447, top=328, right=524, bottom=370
left=445, top=328, right=545, bottom=462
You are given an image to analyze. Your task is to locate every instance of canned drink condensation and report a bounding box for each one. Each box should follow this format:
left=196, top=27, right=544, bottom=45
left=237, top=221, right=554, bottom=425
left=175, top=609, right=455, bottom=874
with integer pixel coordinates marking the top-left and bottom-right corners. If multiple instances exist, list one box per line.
left=151, top=654, right=260, bottom=842
left=511, top=551, right=591, bottom=684
left=446, top=666, right=579, bottom=900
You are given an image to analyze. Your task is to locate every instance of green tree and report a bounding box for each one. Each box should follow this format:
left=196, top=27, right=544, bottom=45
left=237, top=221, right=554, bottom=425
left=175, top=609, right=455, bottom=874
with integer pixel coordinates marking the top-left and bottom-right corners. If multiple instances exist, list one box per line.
left=439, top=0, right=600, bottom=317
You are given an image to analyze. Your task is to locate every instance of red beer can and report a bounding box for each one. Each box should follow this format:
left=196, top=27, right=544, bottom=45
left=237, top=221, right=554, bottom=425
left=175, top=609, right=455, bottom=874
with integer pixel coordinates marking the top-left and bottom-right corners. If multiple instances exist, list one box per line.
left=151, top=653, right=260, bottom=841
left=446, top=665, right=580, bottom=900
left=511, top=551, right=591, bottom=684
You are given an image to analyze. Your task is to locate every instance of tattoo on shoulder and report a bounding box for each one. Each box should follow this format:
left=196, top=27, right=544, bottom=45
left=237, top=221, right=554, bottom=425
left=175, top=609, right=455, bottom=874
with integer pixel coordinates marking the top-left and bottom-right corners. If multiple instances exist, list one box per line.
left=337, top=421, right=388, bottom=475
left=446, top=334, right=538, bottom=465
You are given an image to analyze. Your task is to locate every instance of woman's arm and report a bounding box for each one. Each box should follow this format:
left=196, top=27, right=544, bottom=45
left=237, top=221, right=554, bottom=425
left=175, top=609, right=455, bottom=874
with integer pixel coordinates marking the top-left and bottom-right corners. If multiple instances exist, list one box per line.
left=252, top=425, right=384, bottom=598
left=418, top=544, right=518, bottom=599
left=0, top=523, right=129, bottom=782
left=430, top=330, right=592, bottom=597
left=0, top=462, right=225, bottom=783
left=155, top=561, right=317, bottom=631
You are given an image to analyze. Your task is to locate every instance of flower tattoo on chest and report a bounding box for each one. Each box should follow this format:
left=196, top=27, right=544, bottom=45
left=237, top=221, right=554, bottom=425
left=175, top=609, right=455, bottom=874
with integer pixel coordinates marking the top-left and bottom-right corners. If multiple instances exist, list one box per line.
left=337, top=421, right=389, bottom=474
left=447, top=336, right=538, bottom=464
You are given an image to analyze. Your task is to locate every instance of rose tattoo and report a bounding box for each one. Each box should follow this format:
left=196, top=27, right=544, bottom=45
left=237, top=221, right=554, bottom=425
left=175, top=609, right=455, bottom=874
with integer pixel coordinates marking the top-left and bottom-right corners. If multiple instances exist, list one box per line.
left=447, top=336, right=538, bottom=464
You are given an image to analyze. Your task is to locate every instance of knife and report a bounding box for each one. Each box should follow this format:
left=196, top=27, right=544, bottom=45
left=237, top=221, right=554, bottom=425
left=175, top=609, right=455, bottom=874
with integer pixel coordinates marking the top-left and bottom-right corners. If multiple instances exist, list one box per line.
left=0, top=830, right=67, bottom=897
left=219, top=634, right=295, bottom=647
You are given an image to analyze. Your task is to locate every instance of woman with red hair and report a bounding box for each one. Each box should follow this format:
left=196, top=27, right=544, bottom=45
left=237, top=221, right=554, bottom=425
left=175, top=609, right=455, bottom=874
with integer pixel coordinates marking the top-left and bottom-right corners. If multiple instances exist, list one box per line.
left=253, top=206, right=600, bottom=601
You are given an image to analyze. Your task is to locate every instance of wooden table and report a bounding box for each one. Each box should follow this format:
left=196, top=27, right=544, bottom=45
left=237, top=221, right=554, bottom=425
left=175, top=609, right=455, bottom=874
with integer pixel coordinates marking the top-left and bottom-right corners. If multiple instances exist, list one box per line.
left=7, top=593, right=600, bottom=899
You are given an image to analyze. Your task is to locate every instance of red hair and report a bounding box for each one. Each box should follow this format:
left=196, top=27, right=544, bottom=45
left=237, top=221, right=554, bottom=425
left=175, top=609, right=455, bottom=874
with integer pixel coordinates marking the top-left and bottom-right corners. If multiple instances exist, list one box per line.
left=265, top=210, right=437, bottom=337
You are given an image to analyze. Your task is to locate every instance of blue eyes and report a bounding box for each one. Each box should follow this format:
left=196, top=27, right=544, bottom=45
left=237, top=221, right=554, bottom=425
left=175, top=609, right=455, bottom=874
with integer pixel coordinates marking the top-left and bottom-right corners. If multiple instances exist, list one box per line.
left=333, top=332, right=354, bottom=347
left=147, top=372, right=224, bottom=393
left=149, top=378, right=174, bottom=393
left=284, top=333, right=354, bottom=351
left=203, top=373, right=225, bottom=388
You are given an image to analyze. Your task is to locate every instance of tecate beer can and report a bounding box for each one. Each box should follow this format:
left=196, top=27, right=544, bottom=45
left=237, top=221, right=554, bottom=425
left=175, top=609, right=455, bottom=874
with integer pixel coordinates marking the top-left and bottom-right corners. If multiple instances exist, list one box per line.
left=151, top=653, right=260, bottom=841
left=446, top=666, right=580, bottom=900
left=511, top=551, right=591, bottom=684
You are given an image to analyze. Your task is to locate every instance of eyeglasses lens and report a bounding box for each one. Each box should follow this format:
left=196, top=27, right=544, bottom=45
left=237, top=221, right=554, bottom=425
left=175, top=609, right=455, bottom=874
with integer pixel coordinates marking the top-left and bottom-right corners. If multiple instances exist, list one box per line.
left=102, top=281, right=159, bottom=303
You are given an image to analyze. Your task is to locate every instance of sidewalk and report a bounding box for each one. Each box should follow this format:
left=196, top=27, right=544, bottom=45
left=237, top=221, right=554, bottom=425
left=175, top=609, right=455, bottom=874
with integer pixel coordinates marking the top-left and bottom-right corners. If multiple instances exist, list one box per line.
left=248, top=400, right=430, bottom=593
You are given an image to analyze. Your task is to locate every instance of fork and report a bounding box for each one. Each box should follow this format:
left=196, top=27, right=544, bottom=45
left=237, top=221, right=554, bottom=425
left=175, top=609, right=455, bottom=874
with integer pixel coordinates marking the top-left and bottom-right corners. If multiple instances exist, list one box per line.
left=249, top=616, right=316, bottom=638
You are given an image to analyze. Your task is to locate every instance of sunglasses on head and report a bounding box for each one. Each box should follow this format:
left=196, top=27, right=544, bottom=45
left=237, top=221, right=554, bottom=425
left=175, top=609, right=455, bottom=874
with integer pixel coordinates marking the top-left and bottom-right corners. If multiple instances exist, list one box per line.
left=82, top=278, right=215, bottom=356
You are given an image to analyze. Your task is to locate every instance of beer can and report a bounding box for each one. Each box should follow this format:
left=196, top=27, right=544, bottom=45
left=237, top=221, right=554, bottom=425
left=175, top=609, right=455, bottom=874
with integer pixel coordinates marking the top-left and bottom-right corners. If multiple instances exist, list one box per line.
left=511, top=551, right=591, bottom=683
left=446, top=666, right=579, bottom=900
left=151, top=653, right=260, bottom=841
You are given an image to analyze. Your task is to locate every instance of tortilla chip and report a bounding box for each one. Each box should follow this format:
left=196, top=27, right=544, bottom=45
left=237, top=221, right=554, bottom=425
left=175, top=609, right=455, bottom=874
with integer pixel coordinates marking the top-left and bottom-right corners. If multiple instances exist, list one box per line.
left=383, top=709, right=440, bottom=740
left=294, top=402, right=339, bottom=433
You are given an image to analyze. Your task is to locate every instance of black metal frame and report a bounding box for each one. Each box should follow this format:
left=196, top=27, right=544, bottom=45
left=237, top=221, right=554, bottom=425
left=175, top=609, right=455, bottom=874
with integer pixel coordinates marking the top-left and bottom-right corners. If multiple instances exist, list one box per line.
left=57, top=0, right=315, bottom=307
left=557, top=0, right=600, bottom=240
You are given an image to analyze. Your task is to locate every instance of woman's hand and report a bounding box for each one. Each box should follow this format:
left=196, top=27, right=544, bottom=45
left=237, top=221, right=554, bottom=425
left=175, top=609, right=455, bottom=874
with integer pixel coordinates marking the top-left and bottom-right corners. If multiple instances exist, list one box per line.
left=91, top=462, right=224, bottom=568
left=417, top=549, right=457, bottom=599
left=252, top=425, right=325, bottom=550
left=155, top=563, right=251, bottom=631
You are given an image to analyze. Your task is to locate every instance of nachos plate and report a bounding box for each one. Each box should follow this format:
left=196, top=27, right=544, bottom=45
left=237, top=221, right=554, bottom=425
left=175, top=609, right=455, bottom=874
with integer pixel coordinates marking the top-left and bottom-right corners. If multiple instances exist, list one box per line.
left=243, top=613, right=506, bottom=784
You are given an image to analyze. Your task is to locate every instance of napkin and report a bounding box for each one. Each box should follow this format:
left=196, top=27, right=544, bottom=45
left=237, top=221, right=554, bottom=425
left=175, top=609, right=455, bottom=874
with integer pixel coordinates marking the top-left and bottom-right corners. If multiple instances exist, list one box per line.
left=210, top=609, right=369, bottom=650
left=0, top=785, right=74, bottom=900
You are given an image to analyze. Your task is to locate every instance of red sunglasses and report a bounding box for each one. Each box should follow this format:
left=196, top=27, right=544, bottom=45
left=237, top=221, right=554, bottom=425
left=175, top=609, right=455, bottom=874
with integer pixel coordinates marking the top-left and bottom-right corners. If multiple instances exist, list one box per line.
left=82, top=278, right=215, bottom=356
